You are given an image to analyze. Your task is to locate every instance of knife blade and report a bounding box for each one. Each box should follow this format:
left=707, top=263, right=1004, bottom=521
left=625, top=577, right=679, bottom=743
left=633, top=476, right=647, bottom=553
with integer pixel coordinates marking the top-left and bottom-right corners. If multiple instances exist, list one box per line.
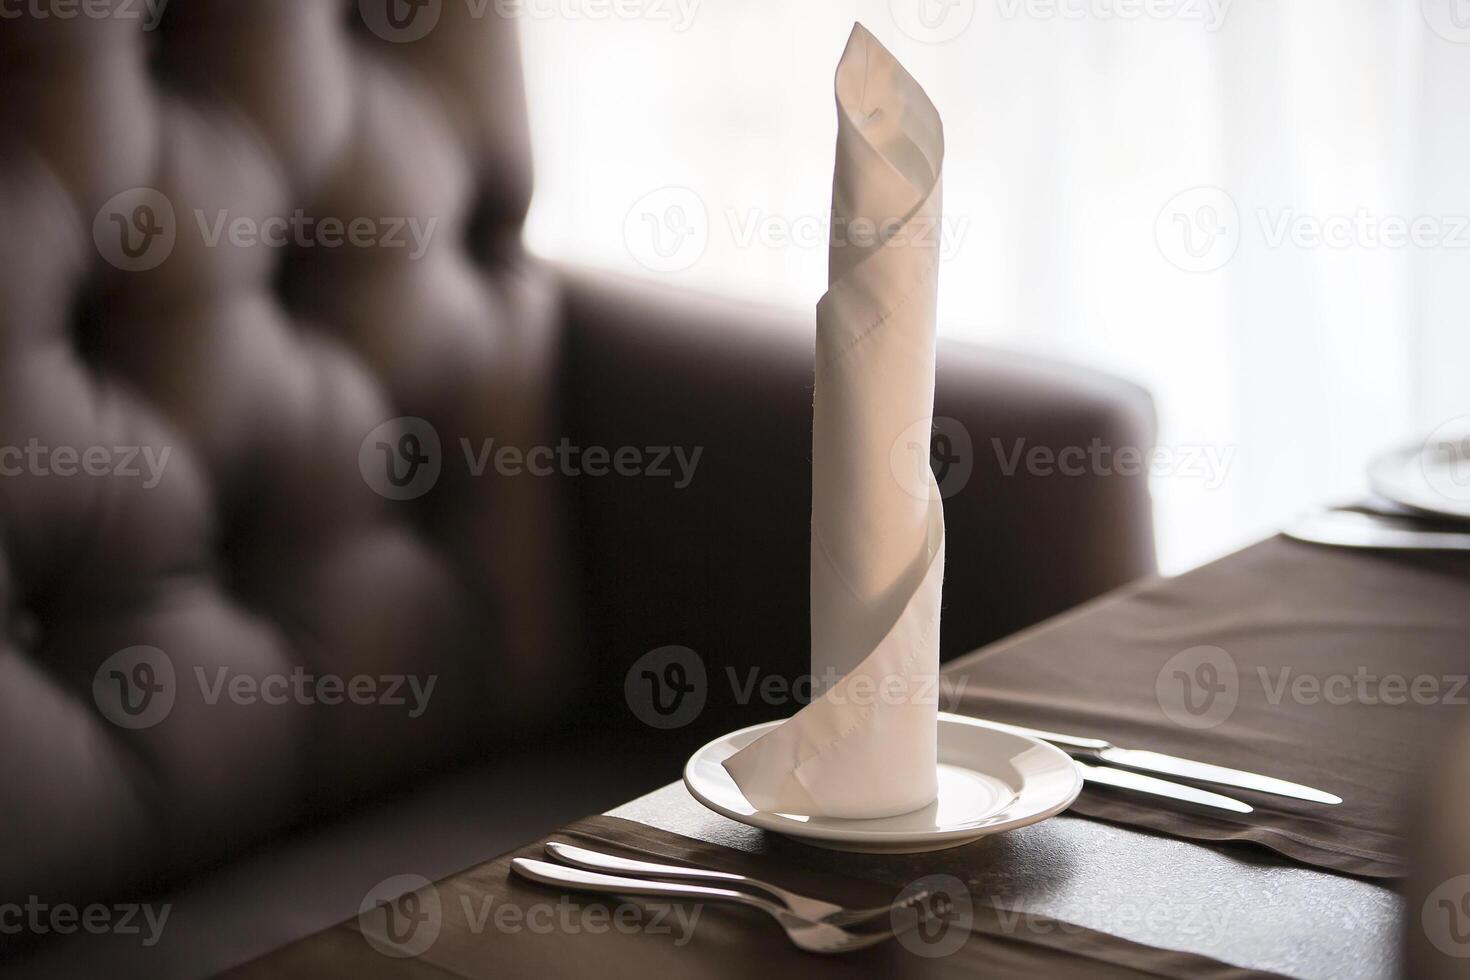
left=966, top=716, right=1342, bottom=805
left=1095, top=748, right=1342, bottom=805
left=1075, top=761, right=1253, bottom=813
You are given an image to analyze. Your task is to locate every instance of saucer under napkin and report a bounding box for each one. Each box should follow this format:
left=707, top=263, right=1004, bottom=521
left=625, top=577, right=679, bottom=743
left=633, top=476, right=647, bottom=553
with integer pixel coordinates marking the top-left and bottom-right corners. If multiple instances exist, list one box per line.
left=692, top=715, right=1081, bottom=853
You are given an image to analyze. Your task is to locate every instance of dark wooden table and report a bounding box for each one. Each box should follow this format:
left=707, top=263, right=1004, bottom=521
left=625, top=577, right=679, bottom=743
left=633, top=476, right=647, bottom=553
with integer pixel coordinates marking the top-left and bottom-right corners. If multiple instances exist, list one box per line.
left=233, top=536, right=1463, bottom=979
left=597, top=536, right=1470, bottom=978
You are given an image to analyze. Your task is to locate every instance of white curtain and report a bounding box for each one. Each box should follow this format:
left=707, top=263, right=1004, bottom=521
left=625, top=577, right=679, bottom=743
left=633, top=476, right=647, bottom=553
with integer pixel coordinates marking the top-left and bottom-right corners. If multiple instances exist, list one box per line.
left=517, top=0, right=1468, bottom=573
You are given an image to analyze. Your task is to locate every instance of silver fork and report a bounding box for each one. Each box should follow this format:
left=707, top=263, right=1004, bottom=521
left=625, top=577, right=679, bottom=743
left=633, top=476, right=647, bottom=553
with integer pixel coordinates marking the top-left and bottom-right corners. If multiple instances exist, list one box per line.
left=543, top=842, right=903, bottom=926
left=510, top=857, right=928, bottom=954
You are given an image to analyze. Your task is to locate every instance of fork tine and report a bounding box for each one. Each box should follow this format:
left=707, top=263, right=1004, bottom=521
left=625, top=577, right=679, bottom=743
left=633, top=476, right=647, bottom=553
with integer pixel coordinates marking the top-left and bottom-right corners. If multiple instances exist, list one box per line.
left=834, top=931, right=895, bottom=952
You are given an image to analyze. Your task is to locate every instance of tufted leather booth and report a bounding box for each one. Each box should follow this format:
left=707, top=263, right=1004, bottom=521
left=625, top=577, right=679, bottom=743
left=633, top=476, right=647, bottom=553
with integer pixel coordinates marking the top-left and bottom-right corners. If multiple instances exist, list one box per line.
left=0, top=4, right=1155, bottom=976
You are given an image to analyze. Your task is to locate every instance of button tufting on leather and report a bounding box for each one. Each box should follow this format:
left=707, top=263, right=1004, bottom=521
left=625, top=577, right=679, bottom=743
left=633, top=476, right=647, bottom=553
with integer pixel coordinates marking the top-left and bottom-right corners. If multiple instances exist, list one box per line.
left=0, top=1, right=570, bottom=911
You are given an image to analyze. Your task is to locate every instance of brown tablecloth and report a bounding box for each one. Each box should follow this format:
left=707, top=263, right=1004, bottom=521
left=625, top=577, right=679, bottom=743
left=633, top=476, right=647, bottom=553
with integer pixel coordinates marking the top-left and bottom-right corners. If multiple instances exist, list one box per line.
left=945, top=536, right=1470, bottom=878
left=227, top=815, right=1283, bottom=979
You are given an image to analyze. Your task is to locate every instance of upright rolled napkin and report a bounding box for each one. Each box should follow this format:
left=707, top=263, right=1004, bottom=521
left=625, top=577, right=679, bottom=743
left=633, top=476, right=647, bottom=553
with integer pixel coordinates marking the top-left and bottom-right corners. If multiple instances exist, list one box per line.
left=723, top=23, right=946, bottom=820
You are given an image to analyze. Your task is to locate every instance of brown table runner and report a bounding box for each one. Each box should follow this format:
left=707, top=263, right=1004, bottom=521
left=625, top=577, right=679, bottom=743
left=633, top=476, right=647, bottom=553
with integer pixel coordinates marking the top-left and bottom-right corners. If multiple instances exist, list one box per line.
left=945, top=535, right=1470, bottom=878
left=226, top=815, right=1283, bottom=979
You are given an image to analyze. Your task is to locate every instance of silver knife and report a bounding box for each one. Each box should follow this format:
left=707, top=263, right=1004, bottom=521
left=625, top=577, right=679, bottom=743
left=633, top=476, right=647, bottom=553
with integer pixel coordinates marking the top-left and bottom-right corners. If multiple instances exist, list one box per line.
left=970, top=717, right=1342, bottom=805
left=1075, top=761, right=1253, bottom=813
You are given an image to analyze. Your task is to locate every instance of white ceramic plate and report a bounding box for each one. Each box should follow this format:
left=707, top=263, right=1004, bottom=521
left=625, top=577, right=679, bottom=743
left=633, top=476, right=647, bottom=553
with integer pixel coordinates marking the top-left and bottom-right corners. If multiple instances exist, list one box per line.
left=1369, top=435, right=1470, bottom=521
left=683, top=712, right=1082, bottom=853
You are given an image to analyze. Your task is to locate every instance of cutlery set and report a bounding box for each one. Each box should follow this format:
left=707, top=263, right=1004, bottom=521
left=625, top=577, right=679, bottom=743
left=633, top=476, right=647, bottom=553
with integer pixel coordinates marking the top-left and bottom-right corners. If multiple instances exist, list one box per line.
left=514, top=724, right=1341, bottom=953
left=982, top=719, right=1342, bottom=812
left=512, top=844, right=934, bottom=954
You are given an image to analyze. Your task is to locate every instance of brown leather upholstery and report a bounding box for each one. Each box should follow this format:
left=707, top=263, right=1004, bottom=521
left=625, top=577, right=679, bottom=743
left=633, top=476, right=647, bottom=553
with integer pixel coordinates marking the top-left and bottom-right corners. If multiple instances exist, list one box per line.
left=0, top=4, right=1155, bottom=974
left=1, top=0, right=567, bottom=911
left=558, top=270, right=1157, bottom=748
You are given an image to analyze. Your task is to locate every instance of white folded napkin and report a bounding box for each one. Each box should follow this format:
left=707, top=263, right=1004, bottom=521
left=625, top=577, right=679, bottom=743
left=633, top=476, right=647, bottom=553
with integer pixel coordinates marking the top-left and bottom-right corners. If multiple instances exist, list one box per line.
left=722, top=23, right=946, bottom=820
